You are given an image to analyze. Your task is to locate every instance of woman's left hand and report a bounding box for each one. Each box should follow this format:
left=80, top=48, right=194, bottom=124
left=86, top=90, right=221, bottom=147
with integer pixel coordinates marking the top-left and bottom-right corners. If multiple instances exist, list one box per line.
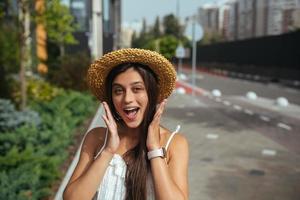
left=146, top=99, right=167, bottom=151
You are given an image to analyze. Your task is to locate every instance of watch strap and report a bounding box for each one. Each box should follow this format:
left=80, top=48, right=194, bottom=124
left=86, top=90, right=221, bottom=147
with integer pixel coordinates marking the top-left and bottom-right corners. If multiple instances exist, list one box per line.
left=147, top=147, right=166, bottom=160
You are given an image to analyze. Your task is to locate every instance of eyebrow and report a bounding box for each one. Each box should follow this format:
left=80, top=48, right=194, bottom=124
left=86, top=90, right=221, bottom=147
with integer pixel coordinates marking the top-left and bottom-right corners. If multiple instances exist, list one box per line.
left=112, top=81, right=144, bottom=87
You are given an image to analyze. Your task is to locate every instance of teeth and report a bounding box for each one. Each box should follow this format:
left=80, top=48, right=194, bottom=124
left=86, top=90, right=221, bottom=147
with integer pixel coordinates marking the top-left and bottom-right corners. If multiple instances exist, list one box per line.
left=124, top=107, right=138, bottom=111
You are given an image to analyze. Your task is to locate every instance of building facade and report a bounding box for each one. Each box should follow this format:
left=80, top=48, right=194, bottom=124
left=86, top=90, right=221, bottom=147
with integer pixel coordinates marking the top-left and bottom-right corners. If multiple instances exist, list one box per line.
left=199, top=0, right=300, bottom=42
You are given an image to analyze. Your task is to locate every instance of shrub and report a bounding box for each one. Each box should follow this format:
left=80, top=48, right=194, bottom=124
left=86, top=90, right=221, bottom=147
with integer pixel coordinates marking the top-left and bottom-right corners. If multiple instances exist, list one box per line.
left=11, top=77, right=63, bottom=105
left=0, top=87, right=97, bottom=199
left=47, top=52, right=91, bottom=91
left=0, top=99, right=41, bottom=132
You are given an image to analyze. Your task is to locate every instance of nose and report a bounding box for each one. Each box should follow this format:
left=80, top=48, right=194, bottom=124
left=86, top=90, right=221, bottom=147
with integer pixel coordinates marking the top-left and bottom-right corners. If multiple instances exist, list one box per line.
left=124, top=89, right=134, bottom=103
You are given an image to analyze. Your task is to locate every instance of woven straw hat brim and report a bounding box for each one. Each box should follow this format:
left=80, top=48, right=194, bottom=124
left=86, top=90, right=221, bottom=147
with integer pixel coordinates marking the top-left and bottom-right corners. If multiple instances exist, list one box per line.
left=87, top=48, right=177, bottom=102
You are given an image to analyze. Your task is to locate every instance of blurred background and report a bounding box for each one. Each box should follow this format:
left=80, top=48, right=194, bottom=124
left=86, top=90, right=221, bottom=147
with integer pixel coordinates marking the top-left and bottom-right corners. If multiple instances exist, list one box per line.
left=0, top=0, right=299, bottom=199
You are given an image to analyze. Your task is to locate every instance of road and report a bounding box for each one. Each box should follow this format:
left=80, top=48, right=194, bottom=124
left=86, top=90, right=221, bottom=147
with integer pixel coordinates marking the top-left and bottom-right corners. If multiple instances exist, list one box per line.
left=163, top=70, right=300, bottom=200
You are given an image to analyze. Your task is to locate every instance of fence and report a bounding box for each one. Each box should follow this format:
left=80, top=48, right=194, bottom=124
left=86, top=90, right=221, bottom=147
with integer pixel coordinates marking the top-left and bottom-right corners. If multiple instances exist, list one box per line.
left=196, top=30, right=300, bottom=81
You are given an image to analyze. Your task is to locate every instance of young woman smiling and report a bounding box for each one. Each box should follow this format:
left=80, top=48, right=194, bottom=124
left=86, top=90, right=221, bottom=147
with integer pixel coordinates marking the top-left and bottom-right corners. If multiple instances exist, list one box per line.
left=63, top=49, right=189, bottom=200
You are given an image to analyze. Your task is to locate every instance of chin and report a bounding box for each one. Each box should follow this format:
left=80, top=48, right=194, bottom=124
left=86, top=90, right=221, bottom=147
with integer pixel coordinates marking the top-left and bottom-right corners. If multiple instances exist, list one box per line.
left=123, top=119, right=143, bottom=129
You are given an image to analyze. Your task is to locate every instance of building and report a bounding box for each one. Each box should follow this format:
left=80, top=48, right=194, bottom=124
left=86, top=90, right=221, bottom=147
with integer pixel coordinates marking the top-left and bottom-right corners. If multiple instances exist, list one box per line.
left=255, top=0, right=268, bottom=37
left=216, top=0, right=300, bottom=41
left=120, top=27, right=134, bottom=48
left=219, top=4, right=231, bottom=40
left=65, top=0, right=121, bottom=58
left=198, top=4, right=219, bottom=36
left=223, top=0, right=238, bottom=41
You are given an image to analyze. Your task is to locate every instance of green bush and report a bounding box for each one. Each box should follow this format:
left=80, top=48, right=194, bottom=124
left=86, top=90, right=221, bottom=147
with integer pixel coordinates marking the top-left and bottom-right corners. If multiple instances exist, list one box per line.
left=11, top=77, right=63, bottom=105
left=0, top=99, right=41, bottom=132
left=47, top=52, right=91, bottom=91
left=0, top=83, right=97, bottom=199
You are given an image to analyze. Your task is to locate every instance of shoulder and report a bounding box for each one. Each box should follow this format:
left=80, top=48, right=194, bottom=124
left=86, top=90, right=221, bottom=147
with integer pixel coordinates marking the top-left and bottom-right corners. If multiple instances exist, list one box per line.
left=159, top=127, right=189, bottom=162
left=168, top=132, right=189, bottom=153
left=81, top=127, right=107, bottom=157
left=160, top=126, right=188, bottom=148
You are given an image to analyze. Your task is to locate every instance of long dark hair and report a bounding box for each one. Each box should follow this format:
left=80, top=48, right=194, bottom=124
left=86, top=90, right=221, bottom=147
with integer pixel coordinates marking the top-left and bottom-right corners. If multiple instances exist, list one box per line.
left=105, top=63, right=159, bottom=200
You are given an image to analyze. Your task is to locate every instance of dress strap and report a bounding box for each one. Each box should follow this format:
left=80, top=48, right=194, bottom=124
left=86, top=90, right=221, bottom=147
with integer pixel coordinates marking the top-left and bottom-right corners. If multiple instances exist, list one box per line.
left=165, top=125, right=180, bottom=150
left=94, top=128, right=108, bottom=159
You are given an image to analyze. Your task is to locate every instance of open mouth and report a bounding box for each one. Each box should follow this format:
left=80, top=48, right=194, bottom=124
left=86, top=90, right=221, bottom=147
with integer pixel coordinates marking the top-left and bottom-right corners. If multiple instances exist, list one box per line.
left=123, top=107, right=140, bottom=120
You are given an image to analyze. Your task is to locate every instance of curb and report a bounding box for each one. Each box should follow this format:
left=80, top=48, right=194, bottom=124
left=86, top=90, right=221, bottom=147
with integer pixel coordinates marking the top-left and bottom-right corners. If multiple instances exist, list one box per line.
left=176, top=80, right=208, bottom=96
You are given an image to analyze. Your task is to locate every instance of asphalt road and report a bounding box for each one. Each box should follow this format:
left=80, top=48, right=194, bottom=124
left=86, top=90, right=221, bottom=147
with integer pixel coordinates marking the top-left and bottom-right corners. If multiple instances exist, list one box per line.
left=163, top=92, right=300, bottom=200
left=165, top=71, right=300, bottom=200
left=184, top=69, right=300, bottom=105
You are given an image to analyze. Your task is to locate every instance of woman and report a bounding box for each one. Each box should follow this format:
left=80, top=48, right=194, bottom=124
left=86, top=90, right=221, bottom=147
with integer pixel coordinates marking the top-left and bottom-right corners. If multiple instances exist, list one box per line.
left=63, top=48, right=189, bottom=200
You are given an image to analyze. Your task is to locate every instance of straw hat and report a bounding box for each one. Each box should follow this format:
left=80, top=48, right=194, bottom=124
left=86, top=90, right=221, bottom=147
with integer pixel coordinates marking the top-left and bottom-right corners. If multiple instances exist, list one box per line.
left=87, top=48, right=177, bottom=102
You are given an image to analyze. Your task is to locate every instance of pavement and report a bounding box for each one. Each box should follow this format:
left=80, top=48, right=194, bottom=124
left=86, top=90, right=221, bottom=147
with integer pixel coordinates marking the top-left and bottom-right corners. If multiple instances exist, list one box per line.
left=55, top=80, right=300, bottom=200
left=163, top=90, right=300, bottom=200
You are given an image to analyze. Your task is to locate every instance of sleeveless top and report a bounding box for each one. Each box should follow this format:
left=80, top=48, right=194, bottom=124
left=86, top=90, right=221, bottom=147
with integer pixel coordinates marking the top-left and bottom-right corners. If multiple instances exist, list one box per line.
left=92, top=125, right=181, bottom=200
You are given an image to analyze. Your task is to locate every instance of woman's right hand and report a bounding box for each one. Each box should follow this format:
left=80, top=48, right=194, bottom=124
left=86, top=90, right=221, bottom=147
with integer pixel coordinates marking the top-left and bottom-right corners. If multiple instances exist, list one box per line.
left=101, top=102, right=120, bottom=154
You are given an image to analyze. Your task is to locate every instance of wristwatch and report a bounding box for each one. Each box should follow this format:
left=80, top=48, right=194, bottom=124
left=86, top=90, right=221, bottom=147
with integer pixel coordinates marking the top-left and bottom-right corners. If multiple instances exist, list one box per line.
left=147, top=147, right=166, bottom=160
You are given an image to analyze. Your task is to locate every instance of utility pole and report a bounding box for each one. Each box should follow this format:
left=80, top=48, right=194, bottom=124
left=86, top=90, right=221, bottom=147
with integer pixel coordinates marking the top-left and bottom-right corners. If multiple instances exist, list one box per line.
left=18, top=0, right=31, bottom=110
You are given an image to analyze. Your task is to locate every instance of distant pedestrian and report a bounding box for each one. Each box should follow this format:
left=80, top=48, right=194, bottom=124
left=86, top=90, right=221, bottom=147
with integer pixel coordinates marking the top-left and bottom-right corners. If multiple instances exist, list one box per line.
left=63, top=48, right=189, bottom=200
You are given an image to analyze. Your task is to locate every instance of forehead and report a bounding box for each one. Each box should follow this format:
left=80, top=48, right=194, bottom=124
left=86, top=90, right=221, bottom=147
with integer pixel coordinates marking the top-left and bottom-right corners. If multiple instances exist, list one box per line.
left=112, top=67, right=144, bottom=84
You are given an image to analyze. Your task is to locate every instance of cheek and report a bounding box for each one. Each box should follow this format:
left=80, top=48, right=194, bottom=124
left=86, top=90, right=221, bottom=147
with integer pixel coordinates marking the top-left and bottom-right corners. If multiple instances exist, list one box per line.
left=112, top=97, right=122, bottom=110
left=139, top=93, right=149, bottom=107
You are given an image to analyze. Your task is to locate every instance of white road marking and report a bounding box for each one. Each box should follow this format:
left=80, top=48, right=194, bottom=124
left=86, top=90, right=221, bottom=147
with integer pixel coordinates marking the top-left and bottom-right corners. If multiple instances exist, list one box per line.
left=244, top=109, right=254, bottom=115
left=223, top=101, right=231, bottom=106
left=260, top=115, right=270, bottom=122
left=233, top=105, right=242, bottom=110
left=206, top=134, right=219, bottom=140
left=262, top=149, right=277, bottom=156
left=277, top=123, right=292, bottom=131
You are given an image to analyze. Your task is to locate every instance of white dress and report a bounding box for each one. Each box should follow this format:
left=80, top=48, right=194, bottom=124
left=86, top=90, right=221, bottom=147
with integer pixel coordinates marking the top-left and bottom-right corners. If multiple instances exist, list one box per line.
left=92, top=125, right=180, bottom=200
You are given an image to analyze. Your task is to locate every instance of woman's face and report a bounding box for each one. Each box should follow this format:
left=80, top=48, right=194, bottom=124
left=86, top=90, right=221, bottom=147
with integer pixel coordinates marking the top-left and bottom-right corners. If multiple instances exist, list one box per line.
left=112, top=67, right=149, bottom=128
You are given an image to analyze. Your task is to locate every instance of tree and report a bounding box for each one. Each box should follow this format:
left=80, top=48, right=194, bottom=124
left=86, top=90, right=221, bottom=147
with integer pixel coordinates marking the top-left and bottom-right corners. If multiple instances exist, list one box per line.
left=131, top=18, right=154, bottom=48
left=151, top=16, right=161, bottom=38
left=42, top=0, right=78, bottom=57
left=18, top=0, right=31, bottom=110
left=158, top=35, right=178, bottom=60
left=163, top=14, right=183, bottom=38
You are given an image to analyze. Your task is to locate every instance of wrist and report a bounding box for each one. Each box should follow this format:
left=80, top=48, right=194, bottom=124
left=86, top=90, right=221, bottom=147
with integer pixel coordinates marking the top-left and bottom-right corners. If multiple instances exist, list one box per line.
left=102, top=148, right=115, bottom=156
left=147, top=144, right=161, bottom=151
left=147, top=147, right=166, bottom=160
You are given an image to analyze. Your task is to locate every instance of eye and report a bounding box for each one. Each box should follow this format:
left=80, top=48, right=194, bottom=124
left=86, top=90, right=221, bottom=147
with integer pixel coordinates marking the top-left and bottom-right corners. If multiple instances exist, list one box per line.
left=113, top=88, right=123, bottom=95
left=133, top=87, right=144, bottom=93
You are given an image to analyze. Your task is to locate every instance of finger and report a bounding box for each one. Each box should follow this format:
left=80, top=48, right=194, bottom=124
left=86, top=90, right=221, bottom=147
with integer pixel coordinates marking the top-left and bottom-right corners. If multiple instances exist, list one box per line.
left=102, top=114, right=110, bottom=126
left=154, top=99, right=167, bottom=119
left=102, top=102, right=114, bottom=121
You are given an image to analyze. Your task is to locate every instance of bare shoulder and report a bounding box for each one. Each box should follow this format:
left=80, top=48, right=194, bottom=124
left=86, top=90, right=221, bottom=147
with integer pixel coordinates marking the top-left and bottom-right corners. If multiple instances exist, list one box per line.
left=160, top=126, right=188, bottom=148
left=168, top=132, right=189, bottom=152
left=160, top=126, right=189, bottom=162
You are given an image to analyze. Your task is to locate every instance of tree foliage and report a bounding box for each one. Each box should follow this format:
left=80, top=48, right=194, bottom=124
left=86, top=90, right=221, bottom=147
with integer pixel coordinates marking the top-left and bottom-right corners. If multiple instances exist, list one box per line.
left=39, top=0, right=78, bottom=57
left=131, top=13, right=189, bottom=60
left=150, top=16, right=161, bottom=38
left=163, top=14, right=183, bottom=38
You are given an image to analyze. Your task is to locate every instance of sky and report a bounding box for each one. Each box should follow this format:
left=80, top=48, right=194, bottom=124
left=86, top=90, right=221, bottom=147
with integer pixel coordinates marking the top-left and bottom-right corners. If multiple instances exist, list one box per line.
left=122, top=0, right=227, bottom=38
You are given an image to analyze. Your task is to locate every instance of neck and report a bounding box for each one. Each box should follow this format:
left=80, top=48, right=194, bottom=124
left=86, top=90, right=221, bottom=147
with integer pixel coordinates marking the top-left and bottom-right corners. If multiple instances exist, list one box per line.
left=118, top=124, right=142, bottom=141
